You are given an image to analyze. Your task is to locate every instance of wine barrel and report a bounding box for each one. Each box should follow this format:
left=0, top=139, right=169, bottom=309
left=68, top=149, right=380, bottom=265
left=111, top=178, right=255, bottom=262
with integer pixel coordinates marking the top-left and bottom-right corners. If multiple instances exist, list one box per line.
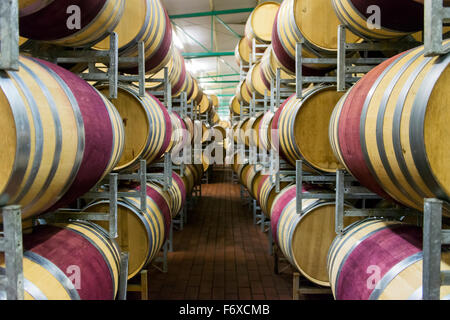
left=167, top=111, right=189, bottom=156
left=150, top=172, right=186, bottom=219
left=236, top=117, right=252, bottom=147
left=38, top=60, right=125, bottom=213
left=83, top=184, right=170, bottom=279
left=259, top=109, right=276, bottom=152
left=97, top=84, right=172, bottom=172
left=146, top=45, right=187, bottom=97
left=236, top=80, right=252, bottom=105
left=276, top=85, right=346, bottom=172
left=274, top=185, right=357, bottom=286
left=1, top=221, right=120, bottom=300
left=330, top=42, right=450, bottom=211
left=235, top=37, right=251, bottom=66
left=272, top=0, right=361, bottom=74
left=210, top=107, right=221, bottom=125
left=183, top=73, right=195, bottom=102
left=183, top=116, right=195, bottom=145
left=209, top=95, right=219, bottom=107
left=246, top=62, right=270, bottom=98
left=229, top=95, right=243, bottom=116
left=244, top=164, right=265, bottom=199
left=0, top=56, right=86, bottom=219
left=20, top=0, right=125, bottom=48
left=245, top=2, right=280, bottom=45
left=247, top=112, right=265, bottom=149
left=331, top=0, right=424, bottom=40
left=198, top=94, right=212, bottom=114
left=327, top=219, right=450, bottom=299
left=258, top=177, right=290, bottom=217
left=169, top=172, right=187, bottom=217
left=19, top=0, right=55, bottom=17
left=177, top=165, right=195, bottom=195
left=260, top=45, right=295, bottom=91
left=94, top=0, right=172, bottom=74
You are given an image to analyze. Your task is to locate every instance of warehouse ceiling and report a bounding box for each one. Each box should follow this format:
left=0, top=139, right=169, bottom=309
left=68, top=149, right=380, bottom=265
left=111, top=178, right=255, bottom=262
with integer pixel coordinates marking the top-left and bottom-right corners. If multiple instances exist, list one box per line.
left=161, top=0, right=261, bottom=109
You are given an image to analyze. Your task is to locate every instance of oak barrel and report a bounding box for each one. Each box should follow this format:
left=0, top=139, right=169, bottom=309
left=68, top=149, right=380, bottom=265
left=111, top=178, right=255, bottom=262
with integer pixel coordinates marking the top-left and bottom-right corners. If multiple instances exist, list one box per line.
left=83, top=184, right=170, bottom=279
left=0, top=56, right=86, bottom=218
left=0, top=221, right=120, bottom=300
left=276, top=86, right=346, bottom=172
left=272, top=0, right=361, bottom=73
left=274, top=185, right=357, bottom=286
left=330, top=42, right=450, bottom=211
left=94, top=0, right=172, bottom=74
left=245, top=2, right=280, bottom=45
left=20, top=0, right=125, bottom=47
left=327, top=219, right=450, bottom=299
left=97, top=84, right=172, bottom=172
left=331, top=0, right=424, bottom=40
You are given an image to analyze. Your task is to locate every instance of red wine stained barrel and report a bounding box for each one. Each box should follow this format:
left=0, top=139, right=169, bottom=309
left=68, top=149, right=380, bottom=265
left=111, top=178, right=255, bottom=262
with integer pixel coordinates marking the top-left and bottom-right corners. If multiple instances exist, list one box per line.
left=272, top=0, right=361, bottom=74
left=331, top=0, right=424, bottom=40
left=0, top=57, right=84, bottom=219
left=330, top=42, right=450, bottom=211
left=94, top=0, right=173, bottom=75
left=327, top=219, right=450, bottom=300
left=14, top=221, right=121, bottom=300
left=39, top=60, right=124, bottom=212
left=20, top=0, right=125, bottom=47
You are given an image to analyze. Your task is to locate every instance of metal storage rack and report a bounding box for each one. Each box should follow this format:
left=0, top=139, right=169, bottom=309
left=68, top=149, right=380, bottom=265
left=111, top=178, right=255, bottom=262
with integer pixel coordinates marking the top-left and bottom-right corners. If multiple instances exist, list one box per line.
left=424, top=0, right=450, bottom=56
left=0, top=0, right=23, bottom=301
left=0, top=206, right=24, bottom=300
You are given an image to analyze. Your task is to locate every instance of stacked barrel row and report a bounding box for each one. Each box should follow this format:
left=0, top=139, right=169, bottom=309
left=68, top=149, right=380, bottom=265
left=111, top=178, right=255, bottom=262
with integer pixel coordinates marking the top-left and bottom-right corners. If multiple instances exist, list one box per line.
left=230, top=0, right=450, bottom=300
left=0, top=0, right=209, bottom=300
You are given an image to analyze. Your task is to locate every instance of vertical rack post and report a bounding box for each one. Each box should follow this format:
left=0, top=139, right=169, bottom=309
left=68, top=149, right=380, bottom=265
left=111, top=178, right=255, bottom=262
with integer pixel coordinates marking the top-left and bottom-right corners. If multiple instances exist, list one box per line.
left=140, top=160, right=147, bottom=212
left=1, top=205, right=24, bottom=300
left=138, top=41, right=146, bottom=97
left=337, top=25, right=347, bottom=92
left=296, top=160, right=303, bottom=215
left=117, top=252, right=129, bottom=300
left=335, top=169, right=345, bottom=235
left=0, top=0, right=19, bottom=71
left=424, top=0, right=450, bottom=56
left=109, top=173, right=118, bottom=239
left=295, top=42, right=302, bottom=99
left=422, top=198, right=443, bottom=300
left=108, top=32, right=119, bottom=99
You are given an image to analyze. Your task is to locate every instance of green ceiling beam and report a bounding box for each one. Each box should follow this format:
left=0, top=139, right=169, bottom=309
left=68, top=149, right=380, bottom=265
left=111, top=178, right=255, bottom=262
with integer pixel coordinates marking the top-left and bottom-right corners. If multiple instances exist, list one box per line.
left=214, top=16, right=242, bottom=39
left=197, top=73, right=240, bottom=79
left=183, top=52, right=235, bottom=59
left=200, top=80, right=240, bottom=84
left=169, top=8, right=254, bottom=19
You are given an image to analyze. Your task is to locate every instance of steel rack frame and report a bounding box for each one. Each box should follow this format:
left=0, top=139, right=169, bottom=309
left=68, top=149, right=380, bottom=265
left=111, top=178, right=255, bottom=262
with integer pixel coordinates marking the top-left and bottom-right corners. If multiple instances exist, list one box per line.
left=424, top=0, right=450, bottom=56
left=0, top=206, right=24, bottom=300
left=0, top=0, right=19, bottom=71
left=249, top=38, right=269, bottom=70
left=0, top=0, right=23, bottom=301
left=422, top=199, right=450, bottom=300
left=279, top=26, right=419, bottom=98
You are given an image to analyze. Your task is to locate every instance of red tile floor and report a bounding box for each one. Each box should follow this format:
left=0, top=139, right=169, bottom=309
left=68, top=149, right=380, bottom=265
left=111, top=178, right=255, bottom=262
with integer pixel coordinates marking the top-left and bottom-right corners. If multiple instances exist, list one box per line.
left=139, top=167, right=295, bottom=300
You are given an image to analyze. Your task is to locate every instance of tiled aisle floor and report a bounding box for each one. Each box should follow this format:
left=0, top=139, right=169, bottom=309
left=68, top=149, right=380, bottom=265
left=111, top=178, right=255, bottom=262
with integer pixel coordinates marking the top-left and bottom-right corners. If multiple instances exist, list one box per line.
left=144, top=168, right=294, bottom=300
